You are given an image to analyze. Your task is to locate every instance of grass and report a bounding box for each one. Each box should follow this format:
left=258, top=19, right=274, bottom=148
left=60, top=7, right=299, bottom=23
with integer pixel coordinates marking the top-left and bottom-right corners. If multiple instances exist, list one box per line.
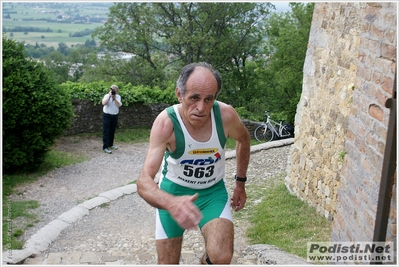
left=70, top=127, right=152, bottom=144
left=2, top=147, right=88, bottom=250
left=5, top=31, right=99, bottom=47
left=114, top=127, right=151, bottom=143
left=245, top=176, right=332, bottom=259
left=2, top=200, right=40, bottom=250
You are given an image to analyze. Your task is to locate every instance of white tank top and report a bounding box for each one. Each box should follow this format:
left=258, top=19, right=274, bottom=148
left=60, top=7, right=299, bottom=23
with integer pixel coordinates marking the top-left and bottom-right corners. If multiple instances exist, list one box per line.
left=159, top=101, right=227, bottom=189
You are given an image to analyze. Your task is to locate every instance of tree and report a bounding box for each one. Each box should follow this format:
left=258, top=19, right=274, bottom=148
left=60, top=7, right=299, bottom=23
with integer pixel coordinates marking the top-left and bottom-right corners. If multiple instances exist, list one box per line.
left=84, top=38, right=96, bottom=48
left=92, top=2, right=274, bottom=87
left=2, top=37, right=74, bottom=173
left=68, top=45, right=95, bottom=81
left=258, top=2, right=315, bottom=123
left=57, top=42, right=69, bottom=56
left=41, top=50, right=70, bottom=84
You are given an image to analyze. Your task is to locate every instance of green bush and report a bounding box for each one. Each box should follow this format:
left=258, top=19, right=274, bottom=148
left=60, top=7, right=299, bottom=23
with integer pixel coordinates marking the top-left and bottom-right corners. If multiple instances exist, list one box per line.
left=60, top=80, right=177, bottom=106
left=2, top=37, right=74, bottom=173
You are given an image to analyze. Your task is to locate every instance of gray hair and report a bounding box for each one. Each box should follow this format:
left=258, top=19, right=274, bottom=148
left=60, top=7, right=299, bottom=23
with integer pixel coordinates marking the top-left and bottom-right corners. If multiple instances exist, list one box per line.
left=176, top=62, right=222, bottom=97
left=110, top=84, right=119, bottom=90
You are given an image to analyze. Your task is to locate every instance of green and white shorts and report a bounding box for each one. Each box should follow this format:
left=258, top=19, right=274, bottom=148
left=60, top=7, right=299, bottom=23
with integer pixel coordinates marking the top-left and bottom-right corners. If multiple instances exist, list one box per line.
left=156, top=178, right=232, bottom=239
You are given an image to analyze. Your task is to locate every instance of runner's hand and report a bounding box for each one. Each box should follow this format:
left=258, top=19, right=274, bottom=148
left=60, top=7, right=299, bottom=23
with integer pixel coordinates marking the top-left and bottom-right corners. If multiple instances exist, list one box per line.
left=231, top=185, right=247, bottom=211
left=169, top=193, right=202, bottom=230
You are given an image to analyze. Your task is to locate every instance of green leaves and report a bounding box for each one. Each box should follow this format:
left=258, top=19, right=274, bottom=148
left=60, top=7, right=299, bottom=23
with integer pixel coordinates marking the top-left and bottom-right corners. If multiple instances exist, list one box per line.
left=3, top=37, right=74, bottom=173
left=60, top=81, right=177, bottom=106
left=93, top=2, right=274, bottom=74
left=255, top=2, right=315, bottom=123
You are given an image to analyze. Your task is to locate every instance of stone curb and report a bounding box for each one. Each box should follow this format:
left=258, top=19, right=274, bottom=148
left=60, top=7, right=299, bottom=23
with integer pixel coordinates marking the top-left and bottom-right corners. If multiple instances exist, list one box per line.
left=2, top=184, right=138, bottom=264
left=225, top=138, right=294, bottom=159
left=247, top=244, right=310, bottom=265
left=2, top=139, right=294, bottom=265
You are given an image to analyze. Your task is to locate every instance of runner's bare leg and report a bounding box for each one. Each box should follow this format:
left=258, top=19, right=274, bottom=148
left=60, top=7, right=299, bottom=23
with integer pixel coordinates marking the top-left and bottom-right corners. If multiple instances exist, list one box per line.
left=201, top=218, right=234, bottom=264
left=156, top=237, right=183, bottom=264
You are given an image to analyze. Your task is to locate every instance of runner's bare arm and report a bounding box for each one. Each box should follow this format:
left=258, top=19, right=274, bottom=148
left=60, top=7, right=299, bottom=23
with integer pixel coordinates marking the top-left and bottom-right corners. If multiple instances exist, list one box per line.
left=137, top=110, right=175, bottom=208
left=219, top=102, right=251, bottom=211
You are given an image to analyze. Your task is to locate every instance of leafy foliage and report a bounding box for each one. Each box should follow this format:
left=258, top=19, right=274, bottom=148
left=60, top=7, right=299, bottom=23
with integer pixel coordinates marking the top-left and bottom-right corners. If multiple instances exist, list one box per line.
left=9, top=3, right=315, bottom=125
left=60, top=80, right=177, bottom=106
left=92, top=2, right=275, bottom=89
left=2, top=37, right=74, bottom=173
left=80, top=52, right=172, bottom=88
left=258, top=3, right=315, bottom=123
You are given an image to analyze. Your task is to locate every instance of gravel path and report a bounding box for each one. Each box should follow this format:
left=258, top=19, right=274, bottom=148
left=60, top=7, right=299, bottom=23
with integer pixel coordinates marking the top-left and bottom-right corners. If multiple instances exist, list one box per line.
left=6, top=136, right=308, bottom=265
left=9, top=136, right=150, bottom=243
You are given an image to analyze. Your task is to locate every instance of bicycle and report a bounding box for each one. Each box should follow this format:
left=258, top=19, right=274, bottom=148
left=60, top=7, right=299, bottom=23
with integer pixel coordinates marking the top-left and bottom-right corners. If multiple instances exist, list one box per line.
left=254, top=111, right=294, bottom=142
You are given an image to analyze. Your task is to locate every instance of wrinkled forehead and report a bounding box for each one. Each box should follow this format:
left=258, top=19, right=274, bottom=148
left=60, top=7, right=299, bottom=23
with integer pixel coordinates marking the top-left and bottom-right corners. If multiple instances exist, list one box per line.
left=186, top=67, right=218, bottom=91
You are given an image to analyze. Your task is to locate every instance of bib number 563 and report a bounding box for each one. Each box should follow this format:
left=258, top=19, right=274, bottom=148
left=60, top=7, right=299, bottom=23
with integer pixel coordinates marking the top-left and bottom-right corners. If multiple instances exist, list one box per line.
left=183, top=165, right=214, bottom=178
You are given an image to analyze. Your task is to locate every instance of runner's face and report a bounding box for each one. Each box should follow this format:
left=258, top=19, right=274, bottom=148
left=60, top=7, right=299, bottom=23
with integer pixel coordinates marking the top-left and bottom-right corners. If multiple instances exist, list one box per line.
left=178, top=68, right=218, bottom=126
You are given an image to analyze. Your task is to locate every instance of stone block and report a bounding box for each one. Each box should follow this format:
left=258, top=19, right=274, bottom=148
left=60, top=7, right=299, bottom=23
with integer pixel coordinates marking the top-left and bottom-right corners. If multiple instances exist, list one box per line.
left=58, top=206, right=90, bottom=224
left=80, top=252, right=100, bottom=264
left=62, top=251, right=82, bottom=264
left=247, top=244, right=308, bottom=265
left=22, top=253, right=45, bottom=265
left=297, top=180, right=305, bottom=191
left=48, top=218, right=70, bottom=231
left=46, top=252, right=65, bottom=265
left=2, top=249, right=34, bottom=265
left=23, top=222, right=66, bottom=253
left=99, top=188, right=124, bottom=200
left=119, top=183, right=138, bottom=195
left=102, top=254, right=120, bottom=262
left=107, top=248, right=128, bottom=257
left=368, top=104, right=384, bottom=121
left=79, top=196, right=110, bottom=210
left=381, top=43, right=396, bottom=60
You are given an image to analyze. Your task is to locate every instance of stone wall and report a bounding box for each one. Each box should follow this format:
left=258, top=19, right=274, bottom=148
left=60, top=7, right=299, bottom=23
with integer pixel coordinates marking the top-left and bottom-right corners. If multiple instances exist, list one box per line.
left=285, top=1, right=396, bottom=245
left=285, top=2, right=362, bottom=220
left=65, top=100, right=260, bottom=137
left=65, top=100, right=170, bottom=135
left=331, top=2, right=397, bottom=244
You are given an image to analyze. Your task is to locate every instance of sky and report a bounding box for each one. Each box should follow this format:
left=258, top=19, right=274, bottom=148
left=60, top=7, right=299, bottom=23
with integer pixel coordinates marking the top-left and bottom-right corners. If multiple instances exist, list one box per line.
left=271, top=1, right=292, bottom=12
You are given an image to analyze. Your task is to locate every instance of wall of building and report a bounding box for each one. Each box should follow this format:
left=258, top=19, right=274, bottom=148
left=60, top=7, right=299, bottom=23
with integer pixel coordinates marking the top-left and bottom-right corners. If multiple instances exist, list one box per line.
left=285, top=1, right=396, bottom=246
left=285, top=2, right=362, bottom=220
left=330, top=2, right=396, bottom=244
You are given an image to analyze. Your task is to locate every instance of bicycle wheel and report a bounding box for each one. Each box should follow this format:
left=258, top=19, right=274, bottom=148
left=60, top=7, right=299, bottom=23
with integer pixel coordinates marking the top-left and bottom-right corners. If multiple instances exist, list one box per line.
left=254, top=125, right=274, bottom=142
left=281, top=125, right=294, bottom=138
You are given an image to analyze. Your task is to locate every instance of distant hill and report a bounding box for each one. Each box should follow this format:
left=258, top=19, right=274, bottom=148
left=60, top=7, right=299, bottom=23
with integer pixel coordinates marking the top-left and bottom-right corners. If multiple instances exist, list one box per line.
left=2, top=2, right=113, bottom=47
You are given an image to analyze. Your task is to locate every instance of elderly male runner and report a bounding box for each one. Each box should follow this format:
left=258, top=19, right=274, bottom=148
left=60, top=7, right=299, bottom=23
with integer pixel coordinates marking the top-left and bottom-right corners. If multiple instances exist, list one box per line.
left=137, top=62, right=250, bottom=264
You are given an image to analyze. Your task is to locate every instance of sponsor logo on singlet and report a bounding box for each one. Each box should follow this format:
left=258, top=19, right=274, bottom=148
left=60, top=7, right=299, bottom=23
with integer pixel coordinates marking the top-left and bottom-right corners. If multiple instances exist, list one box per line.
left=180, top=151, right=222, bottom=165
left=188, top=148, right=218, bottom=155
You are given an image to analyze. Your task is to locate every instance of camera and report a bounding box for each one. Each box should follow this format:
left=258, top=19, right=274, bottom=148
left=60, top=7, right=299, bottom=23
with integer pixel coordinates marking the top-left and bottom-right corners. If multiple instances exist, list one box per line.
left=110, top=88, right=116, bottom=95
